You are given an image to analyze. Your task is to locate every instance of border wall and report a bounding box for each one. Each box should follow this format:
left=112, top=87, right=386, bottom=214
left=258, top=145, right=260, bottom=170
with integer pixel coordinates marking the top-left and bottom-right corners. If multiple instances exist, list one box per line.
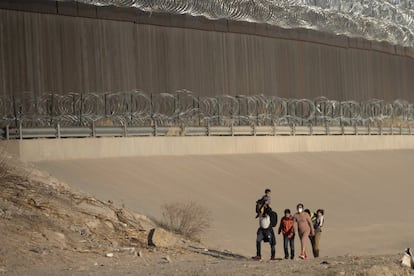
left=1, top=0, right=414, bottom=101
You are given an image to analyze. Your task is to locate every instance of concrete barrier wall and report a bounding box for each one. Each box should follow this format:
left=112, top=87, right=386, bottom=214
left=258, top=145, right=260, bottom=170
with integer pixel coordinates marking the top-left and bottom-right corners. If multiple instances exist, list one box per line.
left=1, top=5, right=414, bottom=101
left=4, top=136, right=414, bottom=162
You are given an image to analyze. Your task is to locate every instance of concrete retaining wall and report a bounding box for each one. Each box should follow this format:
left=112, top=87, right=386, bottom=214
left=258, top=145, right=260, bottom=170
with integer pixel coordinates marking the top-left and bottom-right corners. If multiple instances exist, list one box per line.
left=4, top=136, right=414, bottom=162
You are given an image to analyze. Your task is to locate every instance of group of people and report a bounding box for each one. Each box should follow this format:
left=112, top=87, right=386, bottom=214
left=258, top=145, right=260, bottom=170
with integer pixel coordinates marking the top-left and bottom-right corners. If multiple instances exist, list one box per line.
left=253, top=189, right=325, bottom=261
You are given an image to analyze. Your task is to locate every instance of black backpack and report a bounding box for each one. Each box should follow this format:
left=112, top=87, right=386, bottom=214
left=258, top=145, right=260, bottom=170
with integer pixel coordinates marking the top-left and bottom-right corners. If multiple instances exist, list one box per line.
left=269, top=209, right=278, bottom=228
left=262, top=206, right=278, bottom=228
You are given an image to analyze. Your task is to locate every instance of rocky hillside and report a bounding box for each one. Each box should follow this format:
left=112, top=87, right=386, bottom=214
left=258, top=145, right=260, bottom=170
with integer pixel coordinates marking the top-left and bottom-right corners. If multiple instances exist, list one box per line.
left=0, top=151, right=213, bottom=274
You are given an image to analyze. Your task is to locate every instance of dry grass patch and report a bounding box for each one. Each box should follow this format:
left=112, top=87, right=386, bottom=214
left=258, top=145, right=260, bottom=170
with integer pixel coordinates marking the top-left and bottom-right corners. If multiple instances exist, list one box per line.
left=159, top=201, right=211, bottom=240
left=0, top=146, right=9, bottom=179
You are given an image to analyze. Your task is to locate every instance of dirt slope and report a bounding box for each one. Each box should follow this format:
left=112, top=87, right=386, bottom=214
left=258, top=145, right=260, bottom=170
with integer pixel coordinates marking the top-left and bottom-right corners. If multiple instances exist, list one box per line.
left=1, top=150, right=414, bottom=275
left=35, top=150, right=414, bottom=259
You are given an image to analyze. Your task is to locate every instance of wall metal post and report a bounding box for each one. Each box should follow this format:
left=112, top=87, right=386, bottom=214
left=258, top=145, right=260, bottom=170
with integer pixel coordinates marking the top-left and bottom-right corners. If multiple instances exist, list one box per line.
left=12, top=95, right=18, bottom=128
left=79, top=93, right=83, bottom=126
left=104, top=93, right=108, bottom=118
left=150, top=93, right=154, bottom=126
left=197, top=96, right=201, bottom=126
left=57, top=123, right=61, bottom=139
left=50, top=93, right=55, bottom=126
left=92, top=121, right=96, bottom=137
left=19, top=121, right=22, bottom=140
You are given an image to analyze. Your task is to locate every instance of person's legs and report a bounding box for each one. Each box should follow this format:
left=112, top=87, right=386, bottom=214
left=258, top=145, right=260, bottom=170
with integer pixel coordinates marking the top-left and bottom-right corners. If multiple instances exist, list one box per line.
left=270, top=243, right=275, bottom=259
left=309, top=235, right=316, bottom=257
left=300, top=232, right=310, bottom=259
left=299, top=233, right=305, bottom=256
left=289, top=236, right=295, bottom=259
left=283, top=235, right=289, bottom=259
left=252, top=230, right=264, bottom=259
left=313, top=232, right=321, bottom=257
left=270, top=228, right=276, bottom=260
left=256, top=240, right=261, bottom=257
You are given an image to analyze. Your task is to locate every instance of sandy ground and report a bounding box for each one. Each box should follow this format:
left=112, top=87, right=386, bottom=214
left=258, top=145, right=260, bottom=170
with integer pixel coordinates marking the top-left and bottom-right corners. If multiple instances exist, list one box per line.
left=35, top=150, right=414, bottom=259
left=1, top=148, right=414, bottom=275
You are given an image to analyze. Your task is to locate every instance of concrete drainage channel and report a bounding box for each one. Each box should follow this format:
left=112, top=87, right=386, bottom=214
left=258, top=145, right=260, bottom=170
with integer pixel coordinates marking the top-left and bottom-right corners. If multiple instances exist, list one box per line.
left=1, top=124, right=413, bottom=139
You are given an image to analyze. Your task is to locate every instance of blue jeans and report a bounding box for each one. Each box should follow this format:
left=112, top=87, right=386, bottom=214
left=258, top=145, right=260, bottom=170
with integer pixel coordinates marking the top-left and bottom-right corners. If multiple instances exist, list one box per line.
left=283, top=235, right=295, bottom=259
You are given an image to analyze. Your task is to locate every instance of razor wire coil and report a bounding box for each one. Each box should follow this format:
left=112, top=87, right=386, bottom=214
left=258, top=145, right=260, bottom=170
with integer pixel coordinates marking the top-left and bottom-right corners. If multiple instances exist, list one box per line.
left=2, top=90, right=414, bottom=128
left=65, top=0, right=414, bottom=47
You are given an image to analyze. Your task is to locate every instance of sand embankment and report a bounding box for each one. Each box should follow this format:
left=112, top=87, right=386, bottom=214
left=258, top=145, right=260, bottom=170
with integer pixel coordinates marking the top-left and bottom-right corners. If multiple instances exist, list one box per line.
left=35, top=150, right=414, bottom=259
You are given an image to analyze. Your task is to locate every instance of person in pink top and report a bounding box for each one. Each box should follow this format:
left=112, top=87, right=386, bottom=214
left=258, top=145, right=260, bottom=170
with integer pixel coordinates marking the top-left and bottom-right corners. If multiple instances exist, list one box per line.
left=293, top=203, right=315, bottom=260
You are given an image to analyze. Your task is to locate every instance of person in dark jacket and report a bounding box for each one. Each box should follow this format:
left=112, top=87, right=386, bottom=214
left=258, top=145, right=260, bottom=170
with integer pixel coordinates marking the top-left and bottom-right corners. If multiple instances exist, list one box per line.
left=252, top=207, right=276, bottom=260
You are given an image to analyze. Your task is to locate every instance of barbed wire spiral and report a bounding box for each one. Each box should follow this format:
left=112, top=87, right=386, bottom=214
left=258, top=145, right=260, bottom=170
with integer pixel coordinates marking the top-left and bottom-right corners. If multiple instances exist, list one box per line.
left=1, top=90, right=413, bottom=128
left=67, top=0, right=414, bottom=48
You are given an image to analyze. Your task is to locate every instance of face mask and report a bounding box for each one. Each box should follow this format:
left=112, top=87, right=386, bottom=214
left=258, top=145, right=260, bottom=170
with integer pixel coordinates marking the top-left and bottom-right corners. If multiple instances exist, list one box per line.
left=298, top=208, right=303, bottom=213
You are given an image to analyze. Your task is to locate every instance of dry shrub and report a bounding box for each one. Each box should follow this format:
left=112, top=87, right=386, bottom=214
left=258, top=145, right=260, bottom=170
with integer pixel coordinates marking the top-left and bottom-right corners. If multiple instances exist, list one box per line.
left=0, top=146, right=10, bottom=180
left=0, top=145, right=30, bottom=183
left=160, top=201, right=211, bottom=240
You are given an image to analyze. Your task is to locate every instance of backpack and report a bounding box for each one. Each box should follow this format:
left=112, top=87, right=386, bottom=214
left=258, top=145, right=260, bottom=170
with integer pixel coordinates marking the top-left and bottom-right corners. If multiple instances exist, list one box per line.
left=269, top=209, right=278, bottom=228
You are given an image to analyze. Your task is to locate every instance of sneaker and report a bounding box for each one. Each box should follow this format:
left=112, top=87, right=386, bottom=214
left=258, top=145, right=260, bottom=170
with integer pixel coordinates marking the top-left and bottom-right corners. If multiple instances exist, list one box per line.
left=270, top=256, right=276, bottom=261
left=251, top=256, right=261, bottom=260
left=299, top=254, right=306, bottom=260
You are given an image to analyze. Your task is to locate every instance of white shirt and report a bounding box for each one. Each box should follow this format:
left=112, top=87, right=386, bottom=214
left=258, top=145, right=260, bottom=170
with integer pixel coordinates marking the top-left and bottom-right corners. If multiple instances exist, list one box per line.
left=259, top=214, right=270, bottom=229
